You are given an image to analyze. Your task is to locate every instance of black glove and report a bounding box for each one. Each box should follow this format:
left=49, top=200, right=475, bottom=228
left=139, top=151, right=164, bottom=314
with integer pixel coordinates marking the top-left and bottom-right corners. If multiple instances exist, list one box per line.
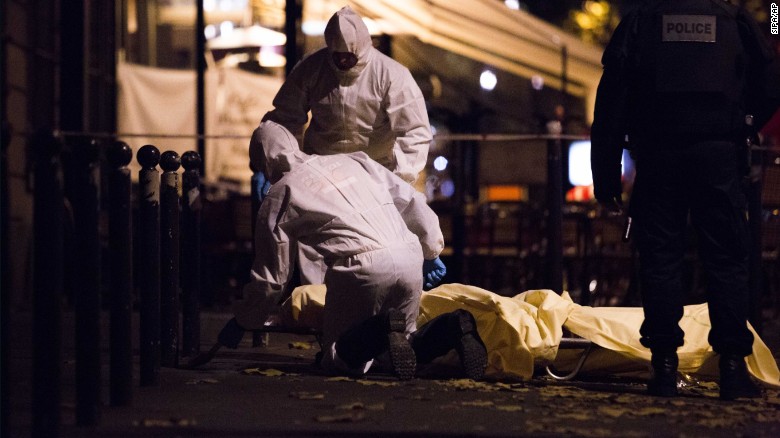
left=598, top=196, right=624, bottom=216
left=217, top=318, right=246, bottom=349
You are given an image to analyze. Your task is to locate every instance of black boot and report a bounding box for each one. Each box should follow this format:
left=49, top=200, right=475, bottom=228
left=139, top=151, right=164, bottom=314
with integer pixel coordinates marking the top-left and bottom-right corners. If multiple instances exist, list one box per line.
left=719, top=354, right=762, bottom=401
left=336, top=309, right=416, bottom=380
left=647, top=350, right=678, bottom=397
left=386, top=310, right=417, bottom=380
left=411, top=309, right=488, bottom=380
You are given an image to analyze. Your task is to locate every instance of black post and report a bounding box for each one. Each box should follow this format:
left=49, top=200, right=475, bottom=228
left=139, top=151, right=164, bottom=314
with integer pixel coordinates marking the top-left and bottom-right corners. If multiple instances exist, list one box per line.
left=71, top=136, right=102, bottom=426
left=284, top=0, right=301, bottom=78
left=451, top=140, right=467, bottom=283
left=160, top=151, right=181, bottom=368
left=1, top=121, right=10, bottom=438
left=546, top=126, right=564, bottom=293
left=181, top=151, right=202, bottom=357
left=107, top=141, right=133, bottom=406
left=138, top=145, right=161, bottom=386
left=196, top=0, right=206, bottom=171
left=32, top=131, right=64, bottom=437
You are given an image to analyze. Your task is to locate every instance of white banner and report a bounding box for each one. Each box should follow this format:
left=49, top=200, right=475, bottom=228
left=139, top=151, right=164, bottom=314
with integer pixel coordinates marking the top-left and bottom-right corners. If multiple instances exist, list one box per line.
left=117, top=61, right=282, bottom=192
left=211, top=67, right=284, bottom=186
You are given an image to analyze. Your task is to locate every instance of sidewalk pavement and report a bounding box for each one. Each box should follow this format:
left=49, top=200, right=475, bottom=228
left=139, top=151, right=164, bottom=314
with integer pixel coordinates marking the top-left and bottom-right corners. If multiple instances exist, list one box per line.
left=6, top=309, right=780, bottom=437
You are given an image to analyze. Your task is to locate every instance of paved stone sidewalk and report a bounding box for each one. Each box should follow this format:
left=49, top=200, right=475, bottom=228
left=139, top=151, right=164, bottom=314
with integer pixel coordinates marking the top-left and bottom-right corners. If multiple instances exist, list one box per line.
left=6, top=311, right=780, bottom=437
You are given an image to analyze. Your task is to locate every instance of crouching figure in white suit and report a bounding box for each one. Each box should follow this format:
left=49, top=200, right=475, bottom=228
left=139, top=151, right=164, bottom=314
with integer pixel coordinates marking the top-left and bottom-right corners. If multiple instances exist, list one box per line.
left=217, top=121, right=485, bottom=380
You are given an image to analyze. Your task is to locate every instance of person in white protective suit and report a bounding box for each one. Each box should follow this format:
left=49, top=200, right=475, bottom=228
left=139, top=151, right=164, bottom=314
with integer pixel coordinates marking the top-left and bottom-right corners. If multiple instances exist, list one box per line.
left=249, top=5, right=437, bottom=285
left=255, top=5, right=431, bottom=184
left=218, top=121, right=485, bottom=380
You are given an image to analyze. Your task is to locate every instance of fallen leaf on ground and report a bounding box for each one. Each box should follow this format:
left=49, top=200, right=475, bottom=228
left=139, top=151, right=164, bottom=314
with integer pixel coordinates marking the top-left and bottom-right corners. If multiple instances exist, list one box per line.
left=461, top=400, right=494, bottom=407
left=356, top=380, right=398, bottom=387
left=598, top=406, right=627, bottom=418
left=243, top=368, right=285, bottom=376
left=698, top=381, right=719, bottom=390
left=289, top=391, right=325, bottom=400
left=494, top=382, right=529, bottom=392
left=756, top=412, right=780, bottom=423
left=539, top=386, right=586, bottom=398
left=612, top=394, right=636, bottom=404
left=634, top=407, right=667, bottom=416
left=133, top=418, right=196, bottom=427
left=185, top=378, right=219, bottom=385
left=696, top=417, right=739, bottom=428
left=288, top=341, right=313, bottom=350
left=728, top=404, right=766, bottom=414
left=555, top=412, right=593, bottom=421
left=314, top=411, right=366, bottom=423
left=325, top=376, right=353, bottom=382
left=436, top=379, right=496, bottom=391
left=496, top=405, right=524, bottom=412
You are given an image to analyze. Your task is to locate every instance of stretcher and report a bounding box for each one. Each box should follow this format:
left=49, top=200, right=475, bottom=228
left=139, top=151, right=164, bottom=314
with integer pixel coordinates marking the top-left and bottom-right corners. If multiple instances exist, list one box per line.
left=188, top=283, right=780, bottom=388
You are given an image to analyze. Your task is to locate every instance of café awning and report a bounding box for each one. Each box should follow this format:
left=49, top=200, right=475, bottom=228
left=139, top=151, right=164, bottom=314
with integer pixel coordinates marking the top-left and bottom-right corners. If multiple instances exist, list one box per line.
left=346, top=0, right=605, bottom=121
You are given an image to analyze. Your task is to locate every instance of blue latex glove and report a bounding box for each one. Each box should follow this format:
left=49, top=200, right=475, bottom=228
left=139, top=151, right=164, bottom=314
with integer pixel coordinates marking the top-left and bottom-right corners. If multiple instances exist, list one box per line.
left=423, top=257, right=447, bottom=290
left=261, top=179, right=271, bottom=198
left=252, top=172, right=272, bottom=203
left=217, top=318, right=246, bottom=349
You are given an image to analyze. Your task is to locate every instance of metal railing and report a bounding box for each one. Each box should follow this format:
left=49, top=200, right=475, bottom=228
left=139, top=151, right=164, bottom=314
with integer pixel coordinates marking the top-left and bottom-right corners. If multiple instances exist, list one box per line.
left=18, top=128, right=776, bottom=433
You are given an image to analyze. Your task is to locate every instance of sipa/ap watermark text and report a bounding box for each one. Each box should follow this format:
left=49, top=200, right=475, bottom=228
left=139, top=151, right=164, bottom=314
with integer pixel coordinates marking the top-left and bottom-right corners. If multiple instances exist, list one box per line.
left=772, top=3, right=778, bottom=35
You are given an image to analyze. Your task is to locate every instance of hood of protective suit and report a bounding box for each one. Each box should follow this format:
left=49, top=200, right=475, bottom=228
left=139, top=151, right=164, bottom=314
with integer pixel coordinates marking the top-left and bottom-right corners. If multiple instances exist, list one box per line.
left=259, top=121, right=307, bottom=183
left=324, top=6, right=372, bottom=81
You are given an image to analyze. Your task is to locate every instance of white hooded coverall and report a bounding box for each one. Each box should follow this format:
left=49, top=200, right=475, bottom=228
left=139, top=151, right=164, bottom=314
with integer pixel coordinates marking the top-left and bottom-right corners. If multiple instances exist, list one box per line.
left=250, top=6, right=433, bottom=285
left=255, top=5, right=431, bottom=184
left=235, top=121, right=444, bottom=375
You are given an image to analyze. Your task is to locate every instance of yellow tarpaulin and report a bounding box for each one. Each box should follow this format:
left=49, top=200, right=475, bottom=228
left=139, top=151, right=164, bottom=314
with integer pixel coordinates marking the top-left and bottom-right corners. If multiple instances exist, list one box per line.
left=281, top=283, right=780, bottom=385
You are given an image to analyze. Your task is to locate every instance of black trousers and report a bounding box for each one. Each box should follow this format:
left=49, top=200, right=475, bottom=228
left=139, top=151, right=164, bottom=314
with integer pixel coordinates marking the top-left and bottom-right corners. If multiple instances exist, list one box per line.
left=631, top=140, right=754, bottom=356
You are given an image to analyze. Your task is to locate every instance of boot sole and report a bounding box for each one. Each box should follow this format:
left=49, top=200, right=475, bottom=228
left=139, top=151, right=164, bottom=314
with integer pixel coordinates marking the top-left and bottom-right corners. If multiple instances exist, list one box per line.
left=457, top=333, right=488, bottom=380
left=387, top=310, right=416, bottom=380
left=388, top=332, right=416, bottom=380
left=454, top=310, right=488, bottom=380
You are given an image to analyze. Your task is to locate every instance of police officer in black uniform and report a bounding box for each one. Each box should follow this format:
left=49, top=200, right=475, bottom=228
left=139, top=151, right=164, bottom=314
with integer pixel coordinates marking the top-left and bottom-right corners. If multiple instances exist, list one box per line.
left=591, top=0, right=778, bottom=400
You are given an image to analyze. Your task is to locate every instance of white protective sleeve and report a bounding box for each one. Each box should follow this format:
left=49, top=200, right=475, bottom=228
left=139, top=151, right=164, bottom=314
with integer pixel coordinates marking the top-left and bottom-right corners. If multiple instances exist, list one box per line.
left=349, top=152, right=444, bottom=260
left=258, top=12, right=431, bottom=184
left=232, top=187, right=295, bottom=329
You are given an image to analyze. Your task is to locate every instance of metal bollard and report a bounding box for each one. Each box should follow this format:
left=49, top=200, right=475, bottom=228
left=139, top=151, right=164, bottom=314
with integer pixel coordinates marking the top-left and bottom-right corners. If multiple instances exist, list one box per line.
left=1, top=120, right=10, bottom=438
left=138, top=145, right=161, bottom=386
left=545, top=125, right=564, bottom=294
left=107, top=141, right=133, bottom=406
left=181, top=151, right=202, bottom=357
left=70, top=136, right=102, bottom=426
left=450, top=140, right=467, bottom=283
left=160, top=151, right=181, bottom=368
left=32, top=131, right=64, bottom=437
